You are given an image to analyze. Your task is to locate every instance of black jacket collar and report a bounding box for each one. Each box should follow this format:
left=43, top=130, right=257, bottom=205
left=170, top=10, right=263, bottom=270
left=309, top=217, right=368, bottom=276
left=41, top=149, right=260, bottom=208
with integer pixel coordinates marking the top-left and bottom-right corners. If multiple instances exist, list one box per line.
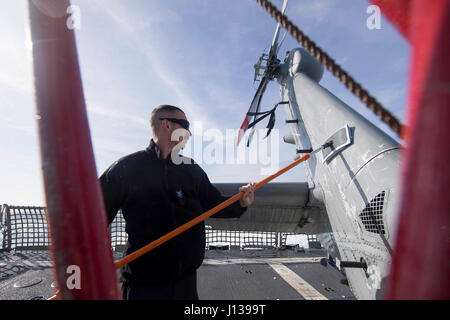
left=146, top=139, right=175, bottom=164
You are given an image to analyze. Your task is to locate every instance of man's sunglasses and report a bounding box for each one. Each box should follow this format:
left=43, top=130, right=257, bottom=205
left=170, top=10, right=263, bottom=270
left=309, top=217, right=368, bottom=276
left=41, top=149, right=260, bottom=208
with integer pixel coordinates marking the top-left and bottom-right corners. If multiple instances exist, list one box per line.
left=159, top=118, right=190, bottom=131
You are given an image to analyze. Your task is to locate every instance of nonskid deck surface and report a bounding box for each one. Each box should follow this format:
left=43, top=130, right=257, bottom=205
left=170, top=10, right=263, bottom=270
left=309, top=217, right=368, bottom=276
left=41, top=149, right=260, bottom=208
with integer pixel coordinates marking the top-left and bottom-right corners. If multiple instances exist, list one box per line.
left=0, top=249, right=355, bottom=300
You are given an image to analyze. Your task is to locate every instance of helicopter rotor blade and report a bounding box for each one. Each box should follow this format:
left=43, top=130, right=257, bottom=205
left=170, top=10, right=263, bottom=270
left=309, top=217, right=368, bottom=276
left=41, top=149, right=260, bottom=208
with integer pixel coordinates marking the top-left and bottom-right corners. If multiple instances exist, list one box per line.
left=237, top=75, right=269, bottom=146
left=268, top=0, right=288, bottom=59
left=237, top=0, right=288, bottom=147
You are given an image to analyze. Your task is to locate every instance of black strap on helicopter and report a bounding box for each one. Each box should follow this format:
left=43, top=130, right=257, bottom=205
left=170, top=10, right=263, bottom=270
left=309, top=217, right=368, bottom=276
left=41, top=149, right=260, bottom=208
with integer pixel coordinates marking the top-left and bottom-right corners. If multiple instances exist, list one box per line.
left=247, top=101, right=289, bottom=138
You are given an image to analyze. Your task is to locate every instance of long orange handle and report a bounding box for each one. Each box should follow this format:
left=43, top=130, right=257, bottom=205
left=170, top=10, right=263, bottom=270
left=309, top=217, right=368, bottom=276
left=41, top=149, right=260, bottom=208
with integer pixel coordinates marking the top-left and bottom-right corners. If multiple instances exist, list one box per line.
left=115, top=153, right=310, bottom=269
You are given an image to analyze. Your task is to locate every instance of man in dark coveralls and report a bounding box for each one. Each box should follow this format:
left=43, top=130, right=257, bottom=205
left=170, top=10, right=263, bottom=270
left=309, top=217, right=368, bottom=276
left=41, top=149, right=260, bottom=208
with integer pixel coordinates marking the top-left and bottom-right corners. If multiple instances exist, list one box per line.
left=100, top=104, right=256, bottom=300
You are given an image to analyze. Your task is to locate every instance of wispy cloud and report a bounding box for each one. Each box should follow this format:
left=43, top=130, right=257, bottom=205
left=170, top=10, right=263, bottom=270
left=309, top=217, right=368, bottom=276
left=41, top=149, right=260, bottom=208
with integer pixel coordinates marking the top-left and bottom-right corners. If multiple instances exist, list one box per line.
left=0, top=115, right=35, bottom=135
left=293, top=0, right=339, bottom=23
left=92, top=136, right=142, bottom=155
left=87, top=103, right=148, bottom=127
left=89, top=0, right=219, bottom=129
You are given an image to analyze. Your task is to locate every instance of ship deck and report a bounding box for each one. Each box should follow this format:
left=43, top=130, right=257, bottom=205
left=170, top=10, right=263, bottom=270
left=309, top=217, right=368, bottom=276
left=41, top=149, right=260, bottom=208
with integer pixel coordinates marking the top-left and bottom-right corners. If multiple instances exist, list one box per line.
left=0, top=248, right=355, bottom=300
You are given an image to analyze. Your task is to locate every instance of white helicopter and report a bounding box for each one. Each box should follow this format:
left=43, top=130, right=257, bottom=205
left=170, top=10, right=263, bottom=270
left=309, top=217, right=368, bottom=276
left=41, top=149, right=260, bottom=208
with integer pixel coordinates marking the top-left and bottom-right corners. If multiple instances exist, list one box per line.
left=207, top=0, right=401, bottom=300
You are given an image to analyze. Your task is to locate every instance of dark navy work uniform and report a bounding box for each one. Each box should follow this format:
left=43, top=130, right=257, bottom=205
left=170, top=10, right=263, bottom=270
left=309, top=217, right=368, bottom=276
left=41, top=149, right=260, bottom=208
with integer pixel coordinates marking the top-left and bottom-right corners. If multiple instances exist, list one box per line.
left=100, top=139, right=246, bottom=300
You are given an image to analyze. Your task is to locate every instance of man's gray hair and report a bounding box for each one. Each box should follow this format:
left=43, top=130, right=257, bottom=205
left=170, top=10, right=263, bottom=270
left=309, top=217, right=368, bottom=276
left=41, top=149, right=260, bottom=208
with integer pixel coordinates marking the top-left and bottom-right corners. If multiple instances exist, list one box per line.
left=150, top=104, right=185, bottom=137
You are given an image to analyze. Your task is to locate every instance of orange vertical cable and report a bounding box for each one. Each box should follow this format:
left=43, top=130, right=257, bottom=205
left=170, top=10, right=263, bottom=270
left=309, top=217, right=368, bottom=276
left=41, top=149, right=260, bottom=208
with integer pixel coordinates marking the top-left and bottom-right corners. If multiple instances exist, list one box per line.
left=29, top=0, right=120, bottom=299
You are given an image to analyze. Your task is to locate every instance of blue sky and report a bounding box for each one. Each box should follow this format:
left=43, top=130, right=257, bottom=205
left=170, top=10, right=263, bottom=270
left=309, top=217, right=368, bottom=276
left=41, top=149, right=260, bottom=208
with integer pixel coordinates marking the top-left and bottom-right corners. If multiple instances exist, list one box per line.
left=0, top=0, right=409, bottom=206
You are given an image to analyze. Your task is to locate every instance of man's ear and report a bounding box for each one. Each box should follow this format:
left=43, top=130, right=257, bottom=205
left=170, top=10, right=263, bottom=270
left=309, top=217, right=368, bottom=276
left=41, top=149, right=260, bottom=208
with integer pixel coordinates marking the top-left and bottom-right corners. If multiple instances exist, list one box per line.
left=161, top=119, right=169, bottom=130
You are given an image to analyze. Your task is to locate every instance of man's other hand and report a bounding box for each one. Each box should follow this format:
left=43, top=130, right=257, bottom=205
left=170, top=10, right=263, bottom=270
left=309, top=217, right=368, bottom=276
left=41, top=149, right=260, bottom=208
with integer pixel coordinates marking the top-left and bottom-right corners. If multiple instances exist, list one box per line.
left=239, top=182, right=256, bottom=207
